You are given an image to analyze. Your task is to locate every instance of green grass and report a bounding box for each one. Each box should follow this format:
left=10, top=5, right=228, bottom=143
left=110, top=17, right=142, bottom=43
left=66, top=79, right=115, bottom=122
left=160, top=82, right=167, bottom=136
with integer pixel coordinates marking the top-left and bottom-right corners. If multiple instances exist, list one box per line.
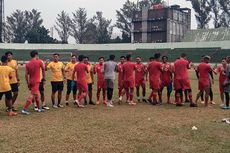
left=0, top=68, right=230, bottom=153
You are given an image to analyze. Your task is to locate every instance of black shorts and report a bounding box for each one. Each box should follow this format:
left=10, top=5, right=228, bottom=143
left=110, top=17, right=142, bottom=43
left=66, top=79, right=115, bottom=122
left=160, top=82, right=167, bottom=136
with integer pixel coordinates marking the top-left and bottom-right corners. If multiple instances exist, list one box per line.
left=67, top=80, right=77, bottom=95
left=10, top=83, right=19, bottom=92
left=51, top=81, right=64, bottom=93
left=39, top=82, right=44, bottom=92
left=88, top=83, right=93, bottom=92
left=0, top=90, right=12, bottom=100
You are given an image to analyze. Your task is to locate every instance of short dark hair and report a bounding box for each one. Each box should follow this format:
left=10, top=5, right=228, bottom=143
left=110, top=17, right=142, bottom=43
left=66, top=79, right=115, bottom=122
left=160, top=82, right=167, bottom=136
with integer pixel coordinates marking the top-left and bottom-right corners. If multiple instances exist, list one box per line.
left=120, top=56, right=125, bottom=59
left=149, top=57, right=154, bottom=60
left=78, top=55, right=85, bottom=61
left=180, top=53, right=186, bottom=58
left=30, top=50, right=38, bottom=58
left=53, top=53, right=60, bottom=56
left=109, top=55, right=115, bottom=60
left=71, top=54, right=76, bottom=58
left=126, top=54, right=131, bottom=60
left=162, top=55, right=168, bottom=60
left=1, top=55, right=8, bottom=63
left=98, top=57, right=104, bottom=60
left=154, top=53, right=161, bottom=60
left=5, top=51, right=13, bottom=56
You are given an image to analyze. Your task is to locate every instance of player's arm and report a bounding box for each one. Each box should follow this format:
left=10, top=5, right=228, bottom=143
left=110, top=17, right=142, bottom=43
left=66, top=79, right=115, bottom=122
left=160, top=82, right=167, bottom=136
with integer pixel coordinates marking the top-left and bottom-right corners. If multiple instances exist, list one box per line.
left=85, top=65, right=89, bottom=73
left=15, top=61, right=20, bottom=82
left=25, top=67, right=30, bottom=88
left=40, top=62, right=46, bottom=82
left=72, top=67, right=76, bottom=81
left=45, top=61, right=50, bottom=71
left=90, top=66, right=94, bottom=83
left=62, top=63, right=66, bottom=80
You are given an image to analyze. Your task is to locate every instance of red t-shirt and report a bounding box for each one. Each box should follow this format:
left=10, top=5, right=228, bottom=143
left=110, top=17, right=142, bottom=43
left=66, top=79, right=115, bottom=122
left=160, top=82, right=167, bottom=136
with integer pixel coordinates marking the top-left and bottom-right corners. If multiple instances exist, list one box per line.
left=162, top=62, right=173, bottom=82
left=135, top=63, right=145, bottom=82
left=117, top=63, right=123, bottom=81
left=122, top=61, right=135, bottom=81
left=74, top=63, right=88, bottom=82
left=216, top=65, right=227, bottom=83
left=174, top=58, right=189, bottom=80
left=26, top=59, right=44, bottom=84
left=148, top=61, right=162, bottom=81
left=197, top=63, right=211, bottom=80
left=94, top=64, right=104, bottom=82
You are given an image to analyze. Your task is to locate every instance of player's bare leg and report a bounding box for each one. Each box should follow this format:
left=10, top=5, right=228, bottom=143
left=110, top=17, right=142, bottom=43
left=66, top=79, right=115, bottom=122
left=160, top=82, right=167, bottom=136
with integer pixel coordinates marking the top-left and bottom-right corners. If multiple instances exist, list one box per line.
left=136, top=86, right=140, bottom=102
left=96, top=88, right=101, bottom=104
left=142, top=84, right=146, bottom=102
left=129, top=88, right=136, bottom=105
left=57, top=91, right=63, bottom=108
left=103, top=88, right=107, bottom=104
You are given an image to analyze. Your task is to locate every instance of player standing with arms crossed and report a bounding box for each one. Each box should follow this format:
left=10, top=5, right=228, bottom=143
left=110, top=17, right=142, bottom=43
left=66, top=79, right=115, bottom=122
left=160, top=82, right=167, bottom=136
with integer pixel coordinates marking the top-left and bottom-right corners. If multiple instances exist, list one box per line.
left=46, top=53, right=66, bottom=108
left=94, top=57, right=107, bottom=105
left=22, top=51, right=46, bottom=115
left=159, top=56, right=173, bottom=104
left=135, top=57, right=147, bottom=103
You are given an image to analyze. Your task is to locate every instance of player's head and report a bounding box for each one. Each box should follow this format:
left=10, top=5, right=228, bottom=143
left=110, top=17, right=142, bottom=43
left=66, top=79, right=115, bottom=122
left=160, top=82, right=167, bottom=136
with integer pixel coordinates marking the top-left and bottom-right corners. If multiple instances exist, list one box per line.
left=1, top=55, right=8, bottom=64
left=154, top=53, right=161, bottom=61
left=84, top=56, right=89, bottom=63
left=180, top=53, right=186, bottom=59
left=136, top=56, right=141, bottom=63
left=221, top=58, right=227, bottom=65
left=226, top=56, right=230, bottom=63
left=30, top=50, right=39, bottom=59
left=5, top=51, right=13, bottom=61
left=126, top=54, right=132, bottom=61
left=149, top=57, right=154, bottom=62
left=162, top=55, right=168, bottom=63
left=71, top=54, right=77, bottom=63
left=203, top=55, right=210, bottom=63
left=120, top=56, right=125, bottom=63
left=53, top=53, right=60, bottom=62
left=78, top=55, right=85, bottom=62
left=98, top=57, right=104, bottom=64
left=109, top=55, right=115, bottom=61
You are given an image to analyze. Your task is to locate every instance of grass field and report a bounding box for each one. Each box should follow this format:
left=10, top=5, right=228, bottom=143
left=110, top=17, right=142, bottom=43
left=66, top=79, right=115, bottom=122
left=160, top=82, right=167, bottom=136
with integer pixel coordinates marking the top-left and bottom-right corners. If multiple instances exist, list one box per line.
left=0, top=67, right=230, bottom=153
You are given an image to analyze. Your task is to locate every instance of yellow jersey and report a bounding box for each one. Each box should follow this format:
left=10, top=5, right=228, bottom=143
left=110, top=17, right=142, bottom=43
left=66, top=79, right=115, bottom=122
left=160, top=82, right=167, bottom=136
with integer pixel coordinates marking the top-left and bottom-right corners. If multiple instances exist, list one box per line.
left=65, top=62, right=77, bottom=80
left=47, top=61, right=64, bottom=82
left=0, top=66, right=13, bottom=92
left=7, top=60, right=18, bottom=84
left=86, top=64, right=93, bottom=84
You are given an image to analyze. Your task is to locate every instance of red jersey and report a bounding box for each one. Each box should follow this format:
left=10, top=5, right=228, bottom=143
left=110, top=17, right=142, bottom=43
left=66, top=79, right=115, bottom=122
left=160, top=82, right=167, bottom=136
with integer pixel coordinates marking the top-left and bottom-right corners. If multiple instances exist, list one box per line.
left=135, top=63, right=145, bottom=82
left=197, top=63, right=211, bottom=80
left=216, top=65, right=227, bottom=83
left=117, top=63, right=124, bottom=81
left=148, top=61, right=162, bottom=81
left=174, top=58, right=189, bottom=80
left=94, top=64, right=104, bottom=82
left=122, top=61, right=135, bottom=81
left=162, top=62, right=173, bottom=82
left=26, top=59, right=44, bottom=84
left=74, top=63, right=88, bottom=82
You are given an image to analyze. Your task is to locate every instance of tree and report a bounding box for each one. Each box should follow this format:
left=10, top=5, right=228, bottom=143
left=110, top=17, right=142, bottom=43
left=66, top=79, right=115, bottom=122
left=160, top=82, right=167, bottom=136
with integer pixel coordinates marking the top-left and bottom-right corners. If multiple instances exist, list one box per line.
left=6, top=10, right=28, bottom=43
left=84, top=19, right=97, bottom=44
left=26, top=26, right=57, bottom=43
left=55, top=11, right=72, bottom=43
left=70, top=8, right=88, bottom=44
left=209, top=0, right=221, bottom=28
left=187, top=0, right=211, bottom=29
left=219, top=0, right=230, bottom=27
left=94, top=11, right=113, bottom=44
left=5, top=9, right=44, bottom=43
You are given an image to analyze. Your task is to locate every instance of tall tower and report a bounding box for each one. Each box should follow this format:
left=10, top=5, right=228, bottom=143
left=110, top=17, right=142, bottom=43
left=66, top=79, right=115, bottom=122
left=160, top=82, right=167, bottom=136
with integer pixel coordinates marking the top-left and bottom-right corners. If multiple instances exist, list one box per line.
left=0, top=0, right=4, bottom=43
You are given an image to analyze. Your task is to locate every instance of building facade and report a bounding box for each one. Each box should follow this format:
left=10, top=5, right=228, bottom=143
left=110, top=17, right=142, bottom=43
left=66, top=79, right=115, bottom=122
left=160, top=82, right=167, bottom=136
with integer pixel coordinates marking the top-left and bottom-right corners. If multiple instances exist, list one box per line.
left=131, top=5, right=191, bottom=43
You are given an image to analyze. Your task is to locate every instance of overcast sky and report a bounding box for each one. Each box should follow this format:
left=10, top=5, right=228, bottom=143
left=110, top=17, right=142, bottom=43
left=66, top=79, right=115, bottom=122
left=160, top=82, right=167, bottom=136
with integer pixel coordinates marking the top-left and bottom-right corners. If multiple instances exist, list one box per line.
left=5, top=0, right=197, bottom=43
